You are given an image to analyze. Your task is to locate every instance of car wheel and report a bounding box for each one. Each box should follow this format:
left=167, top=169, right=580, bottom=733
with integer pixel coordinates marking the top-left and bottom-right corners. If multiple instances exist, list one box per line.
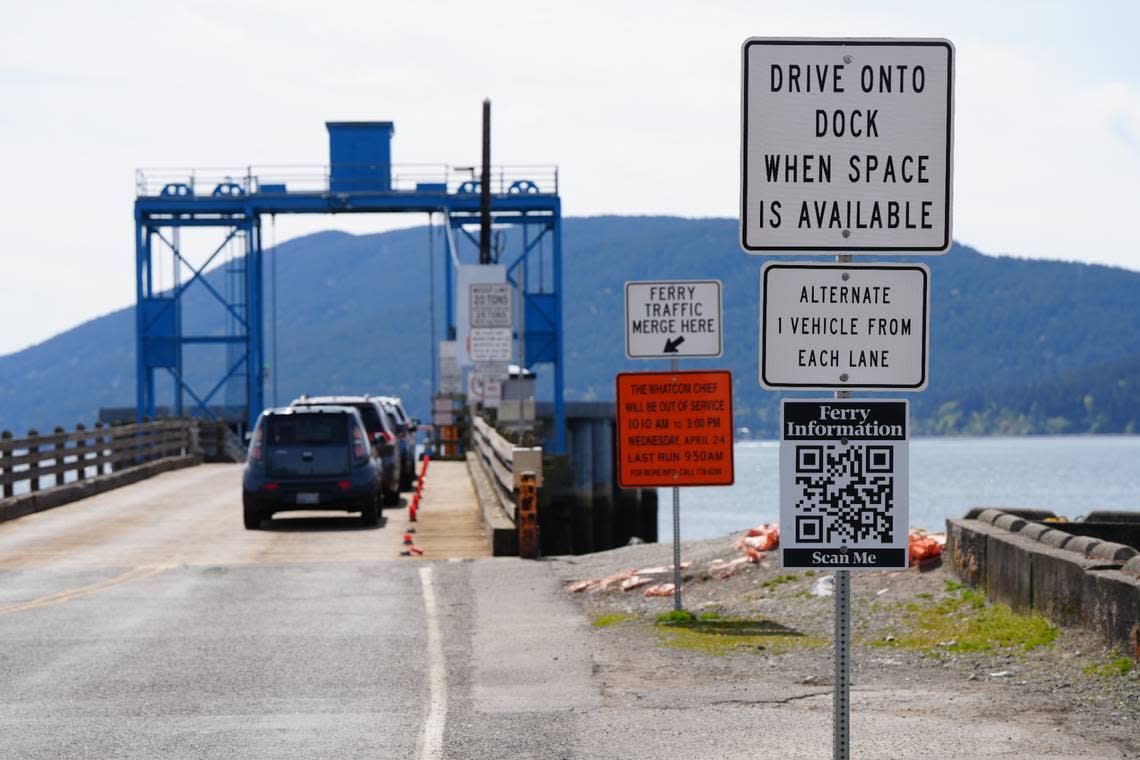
left=361, top=495, right=380, bottom=527
left=243, top=506, right=263, bottom=530
left=383, top=487, right=401, bottom=507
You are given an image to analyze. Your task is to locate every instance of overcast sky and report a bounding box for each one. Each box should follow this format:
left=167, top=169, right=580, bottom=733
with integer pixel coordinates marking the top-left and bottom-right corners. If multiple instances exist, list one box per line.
left=1, top=0, right=1138, bottom=355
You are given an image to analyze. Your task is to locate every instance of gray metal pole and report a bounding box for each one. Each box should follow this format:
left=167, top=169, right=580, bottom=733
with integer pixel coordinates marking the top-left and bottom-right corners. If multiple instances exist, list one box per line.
left=834, top=253, right=853, bottom=760
left=671, top=357, right=682, bottom=611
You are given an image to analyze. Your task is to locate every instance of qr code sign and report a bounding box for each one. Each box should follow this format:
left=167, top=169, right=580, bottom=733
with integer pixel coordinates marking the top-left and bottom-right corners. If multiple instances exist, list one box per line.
left=792, top=444, right=896, bottom=545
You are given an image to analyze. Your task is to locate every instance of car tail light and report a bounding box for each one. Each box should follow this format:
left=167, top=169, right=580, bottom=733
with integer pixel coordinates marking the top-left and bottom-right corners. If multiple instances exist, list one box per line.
left=250, top=426, right=264, bottom=463
left=337, top=480, right=352, bottom=491
left=353, top=427, right=367, bottom=460
left=262, top=482, right=279, bottom=491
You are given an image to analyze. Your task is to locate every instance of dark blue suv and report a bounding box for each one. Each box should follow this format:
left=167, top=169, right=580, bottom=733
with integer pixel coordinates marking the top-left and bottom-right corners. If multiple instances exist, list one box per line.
left=242, top=406, right=384, bottom=529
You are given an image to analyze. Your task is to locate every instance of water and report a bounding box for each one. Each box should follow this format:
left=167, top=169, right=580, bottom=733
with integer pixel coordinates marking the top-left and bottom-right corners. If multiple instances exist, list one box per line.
left=661, top=436, right=1140, bottom=541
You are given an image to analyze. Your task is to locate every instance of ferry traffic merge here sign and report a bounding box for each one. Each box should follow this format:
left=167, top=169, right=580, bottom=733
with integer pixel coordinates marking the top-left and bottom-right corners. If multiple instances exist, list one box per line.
left=616, top=370, right=734, bottom=488
left=625, top=280, right=723, bottom=359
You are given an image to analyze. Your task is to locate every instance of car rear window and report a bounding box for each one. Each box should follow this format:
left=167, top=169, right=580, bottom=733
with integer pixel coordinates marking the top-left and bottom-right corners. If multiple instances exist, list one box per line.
left=268, top=414, right=348, bottom=445
left=352, top=404, right=385, bottom=435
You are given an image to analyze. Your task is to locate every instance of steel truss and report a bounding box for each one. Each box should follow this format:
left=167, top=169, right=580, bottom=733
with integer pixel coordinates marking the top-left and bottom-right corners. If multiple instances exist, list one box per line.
left=134, top=172, right=566, bottom=451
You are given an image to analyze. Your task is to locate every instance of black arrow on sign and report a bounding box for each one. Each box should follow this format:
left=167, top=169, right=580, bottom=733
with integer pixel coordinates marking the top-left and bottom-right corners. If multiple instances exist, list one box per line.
left=664, top=336, right=685, bottom=353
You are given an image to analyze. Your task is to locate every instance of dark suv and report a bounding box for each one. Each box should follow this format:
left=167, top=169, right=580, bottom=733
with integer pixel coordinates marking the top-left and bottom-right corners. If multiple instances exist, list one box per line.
left=377, top=395, right=417, bottom=491
left=242, top=406, right=384, bottom=528
left=290, top=395, right=400, bottom=506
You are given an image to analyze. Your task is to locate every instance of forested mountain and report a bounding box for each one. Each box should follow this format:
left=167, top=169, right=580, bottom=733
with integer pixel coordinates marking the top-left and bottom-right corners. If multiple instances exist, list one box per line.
left=1, top=217, right=1138, bottom=437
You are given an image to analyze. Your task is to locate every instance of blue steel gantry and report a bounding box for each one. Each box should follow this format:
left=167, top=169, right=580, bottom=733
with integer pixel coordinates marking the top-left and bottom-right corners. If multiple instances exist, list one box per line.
left=133, top=121, right=567, bottom=451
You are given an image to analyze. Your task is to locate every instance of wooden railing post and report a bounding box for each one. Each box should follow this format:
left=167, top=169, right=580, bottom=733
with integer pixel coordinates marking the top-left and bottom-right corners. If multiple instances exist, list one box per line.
left=74, top=423, right=87, bottom=481
left=0, top=430, right=10, bottom=498
left=53, top=426, right=65, bottom=489
left=27, top=429, right=40, bottom=493
left=94, top=421, right=106, bottom=476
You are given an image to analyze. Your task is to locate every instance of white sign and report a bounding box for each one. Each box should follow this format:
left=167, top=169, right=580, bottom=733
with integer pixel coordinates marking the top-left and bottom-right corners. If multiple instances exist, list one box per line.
left=439, top=340, right=461, bottom=394
left=474, top=360, right=509, bottom=381
left=470, top=328, right=512, bottom=363
left=741, top=38, right=954, bottom=253
left=456, top=264, right=506, bottom=366
left=779, top=399, right=909, bottom=570
left=625, top=280, right=723, bottom=359
left=470, top=283, right=513, bottom=328
left=482, top=378, right=503, bottom=408
left=761, top=263, right=929, bottom=390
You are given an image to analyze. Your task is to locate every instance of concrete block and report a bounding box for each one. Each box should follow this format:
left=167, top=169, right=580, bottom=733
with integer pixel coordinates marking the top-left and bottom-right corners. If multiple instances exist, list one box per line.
left=985, top=531, right=1036, bottom=612
left=993, top=513, right=1028, bottom=533
left=1123, top=556, right=1140, bottom=580
left=974, top=509, right=1005, bottom=525
left=1039, top=529, right=1075, bottom=549
left=1089, top=541, right=1139, bottom=563
left=1084, top=570, right=1140, bottom=654
left=1031, top=546, right=1094, bottom=626
left=1018, top=522, right=1051, bottom=541
left=1063, top=535, right=1102, bottom=557
left=965, top=507, right=1057, bottom=521
left=1085, top=510, right=1140, bottom=524
left=946, top=518, right=989, bottom=588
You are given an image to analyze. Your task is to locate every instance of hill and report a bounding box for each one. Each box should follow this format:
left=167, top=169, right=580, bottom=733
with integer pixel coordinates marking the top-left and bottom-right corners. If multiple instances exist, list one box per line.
left=1, top=217, right=1138, bottom=437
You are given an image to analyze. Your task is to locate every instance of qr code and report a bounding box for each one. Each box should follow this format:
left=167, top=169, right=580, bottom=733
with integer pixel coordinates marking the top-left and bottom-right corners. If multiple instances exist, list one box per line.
left=792, top=444, right=895, bottom=544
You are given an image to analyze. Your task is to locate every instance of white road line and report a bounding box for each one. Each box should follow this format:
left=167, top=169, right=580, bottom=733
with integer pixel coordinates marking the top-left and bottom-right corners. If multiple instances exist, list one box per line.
left=418, top=566, right=447, bottom=760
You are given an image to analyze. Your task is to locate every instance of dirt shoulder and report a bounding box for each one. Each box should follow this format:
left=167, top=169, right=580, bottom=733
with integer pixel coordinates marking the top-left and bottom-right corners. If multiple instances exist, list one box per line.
left=546, top=534, right=1140, bottom=760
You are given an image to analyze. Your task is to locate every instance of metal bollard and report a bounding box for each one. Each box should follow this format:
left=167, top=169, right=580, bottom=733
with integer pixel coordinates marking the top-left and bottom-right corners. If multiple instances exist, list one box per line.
left=517, top=470, right=540, bottom=559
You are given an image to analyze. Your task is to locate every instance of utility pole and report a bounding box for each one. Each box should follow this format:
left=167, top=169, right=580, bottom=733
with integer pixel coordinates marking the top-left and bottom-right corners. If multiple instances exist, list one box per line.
left=480, top=98, right=492, bottom=265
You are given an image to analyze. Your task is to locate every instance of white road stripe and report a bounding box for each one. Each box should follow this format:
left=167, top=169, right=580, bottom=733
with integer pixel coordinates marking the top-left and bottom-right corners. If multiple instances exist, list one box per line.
left=418, top=566, right=447, bottom=760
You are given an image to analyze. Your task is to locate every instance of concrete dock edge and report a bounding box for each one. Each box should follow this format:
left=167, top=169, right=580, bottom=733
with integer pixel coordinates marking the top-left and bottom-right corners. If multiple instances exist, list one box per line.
left=466, top=452, right=518, bottom=556
left=948, top=512, right=1140, bottom=654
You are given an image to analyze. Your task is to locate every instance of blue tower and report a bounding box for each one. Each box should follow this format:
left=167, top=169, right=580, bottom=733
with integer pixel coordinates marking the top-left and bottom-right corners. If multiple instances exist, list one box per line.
left=133, top=119, right=567, bottom=451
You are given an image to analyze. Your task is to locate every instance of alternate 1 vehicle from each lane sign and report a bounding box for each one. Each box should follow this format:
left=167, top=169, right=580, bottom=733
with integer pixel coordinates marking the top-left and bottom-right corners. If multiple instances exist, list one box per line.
left=760, top=262, right=930, bottom=391
left=625, top=280, right=723, bottom=359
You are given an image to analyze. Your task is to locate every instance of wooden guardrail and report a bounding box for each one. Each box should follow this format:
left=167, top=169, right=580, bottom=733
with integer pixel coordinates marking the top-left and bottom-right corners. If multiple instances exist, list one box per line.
left=470, top=415, right=541, bottom=522
left=0, top=419, right=196, bottom=498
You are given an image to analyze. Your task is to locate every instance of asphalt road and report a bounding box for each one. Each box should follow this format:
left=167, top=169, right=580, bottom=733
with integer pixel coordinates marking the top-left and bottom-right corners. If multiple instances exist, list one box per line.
left=0, top=464, right=598, bottom=759
left=2, top=464, right=1127, bottom=759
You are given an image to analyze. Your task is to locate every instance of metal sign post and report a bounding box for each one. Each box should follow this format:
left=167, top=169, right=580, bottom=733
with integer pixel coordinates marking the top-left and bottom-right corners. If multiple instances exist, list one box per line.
left=616, top=368, right=735, bottom=611
left=622, top=280, right=730, bottom=611
left=745, top=36, right=953, bottom=760
left=670, top=357, right=682, bottom=611
left=835, top=332, right=852, bottom=760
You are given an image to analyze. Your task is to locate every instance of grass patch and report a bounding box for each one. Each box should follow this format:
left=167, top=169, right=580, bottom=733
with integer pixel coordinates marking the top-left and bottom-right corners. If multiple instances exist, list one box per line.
left=655, top=613, right=824, bottom=656
left=870, top=586, right=1058, bottom=654
left=655, top=609, right=696, bottom=625
left=761, top=574, right=799, bottom=589
left=592, top=613, right=633, bottom=628
left=1083, top=655, right=1136, bottom=678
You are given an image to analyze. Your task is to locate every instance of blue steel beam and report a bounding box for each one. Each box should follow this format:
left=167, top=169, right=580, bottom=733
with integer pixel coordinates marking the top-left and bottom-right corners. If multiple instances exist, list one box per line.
left=136, top=193, right=558, bottom=217
left=134, top=178, right=566, bottom=451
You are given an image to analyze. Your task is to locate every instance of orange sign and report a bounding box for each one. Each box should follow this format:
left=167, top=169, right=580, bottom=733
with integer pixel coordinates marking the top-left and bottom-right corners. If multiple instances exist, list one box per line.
left=616, top=370, right=735, bottom=488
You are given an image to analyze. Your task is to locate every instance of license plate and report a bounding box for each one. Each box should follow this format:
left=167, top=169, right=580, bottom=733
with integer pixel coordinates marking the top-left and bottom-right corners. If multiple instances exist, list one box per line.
left=296, top=492, right=320, bottom=505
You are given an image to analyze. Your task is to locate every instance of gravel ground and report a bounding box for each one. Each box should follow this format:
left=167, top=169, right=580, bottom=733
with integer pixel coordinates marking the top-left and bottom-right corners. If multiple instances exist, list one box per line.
left=547, top=532, right=1140, bottom=758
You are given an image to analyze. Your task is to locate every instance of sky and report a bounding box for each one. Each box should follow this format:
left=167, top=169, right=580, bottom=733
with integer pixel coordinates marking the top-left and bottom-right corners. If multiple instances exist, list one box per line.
left=1, top=0, right=1138, bottom=355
